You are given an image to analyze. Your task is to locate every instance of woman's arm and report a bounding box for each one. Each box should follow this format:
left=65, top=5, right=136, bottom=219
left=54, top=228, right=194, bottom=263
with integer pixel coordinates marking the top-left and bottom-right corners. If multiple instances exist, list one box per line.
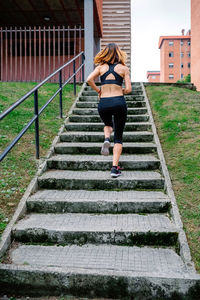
left=122, top=66, right=132, bottom=95
left=86, top=66, right=101, bottom=96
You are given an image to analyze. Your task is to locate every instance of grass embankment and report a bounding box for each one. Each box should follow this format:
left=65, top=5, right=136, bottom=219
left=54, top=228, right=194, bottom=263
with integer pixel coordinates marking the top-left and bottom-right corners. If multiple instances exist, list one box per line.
left=145, top=85, right=200, bottom=272
left=0, top=82, right=81, bottom=238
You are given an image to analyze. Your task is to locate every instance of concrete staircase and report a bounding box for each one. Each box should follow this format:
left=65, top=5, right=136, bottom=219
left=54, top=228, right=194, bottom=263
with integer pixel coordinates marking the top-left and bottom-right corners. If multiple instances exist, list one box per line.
left=0, top=83, right=199, bottom=299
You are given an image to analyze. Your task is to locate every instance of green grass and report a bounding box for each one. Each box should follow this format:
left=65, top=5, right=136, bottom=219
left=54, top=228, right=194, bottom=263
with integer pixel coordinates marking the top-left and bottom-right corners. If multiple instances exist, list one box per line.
left=146, top=85, right=200, bottom=272
left=0, top=82, right=81, bottom=238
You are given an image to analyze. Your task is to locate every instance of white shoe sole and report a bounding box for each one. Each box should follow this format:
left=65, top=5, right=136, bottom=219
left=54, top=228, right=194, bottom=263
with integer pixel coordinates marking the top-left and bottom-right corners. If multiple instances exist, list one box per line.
left=101, top=141, right=111, bottom=156
left=110, top=173, right=121, bottom=178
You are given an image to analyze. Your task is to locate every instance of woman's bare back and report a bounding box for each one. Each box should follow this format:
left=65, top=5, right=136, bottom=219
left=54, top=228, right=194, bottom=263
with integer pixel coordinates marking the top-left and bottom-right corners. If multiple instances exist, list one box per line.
left=99, top=63, right=128, bottom=98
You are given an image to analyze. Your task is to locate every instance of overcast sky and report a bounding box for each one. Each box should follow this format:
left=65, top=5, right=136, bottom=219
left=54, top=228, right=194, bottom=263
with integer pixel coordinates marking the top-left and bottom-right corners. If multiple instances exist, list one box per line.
left=131, top=0, right=191, bottom=82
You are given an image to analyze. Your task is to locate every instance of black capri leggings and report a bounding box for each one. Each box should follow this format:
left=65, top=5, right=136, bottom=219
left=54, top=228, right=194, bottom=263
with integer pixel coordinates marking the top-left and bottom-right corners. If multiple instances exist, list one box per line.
left=98, top=95, right=127, bottom=144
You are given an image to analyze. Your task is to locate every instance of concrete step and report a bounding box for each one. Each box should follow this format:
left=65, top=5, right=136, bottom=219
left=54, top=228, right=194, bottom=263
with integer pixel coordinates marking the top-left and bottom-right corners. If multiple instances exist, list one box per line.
left=79, top=95, right=145, bottom=101
left=47, top=154, right=160, bottom=170
left=38, top=170, right=164, bottom=190
left=27, top=189, right=171, bottom=213
left=9, top=244, right=184, bottom=274
left=65, top=122, right=151, bottom=132
left=84, top=84, right=142, bottom=91
left=76, top=101, right=146, bottom=108
left=54, top=142, right=157, bottom=154
left=82, top=91, right=142, bottom=96
left=72, top=107, right=148, bottom=115
left=1, top=244, right=199, bottom=299
left=12, top=213, right=177, bottom=246
left=69, top=114, right=149, bottom=123
left=0, top=258, right=199, bottom=299
left=86, top=82, right=141, bottom=87
left=60, top=131, right=154, bottom=143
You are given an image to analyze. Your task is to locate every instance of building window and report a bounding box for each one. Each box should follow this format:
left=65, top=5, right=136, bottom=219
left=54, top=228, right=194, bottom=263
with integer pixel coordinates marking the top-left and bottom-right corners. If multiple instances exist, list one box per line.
left=187, top=52, right=191, bottom=57
left=169, top=41, right=174, bottom=46
left=169, top=63, right=174, bottom=68
left=180, top=40, right=184, bottom=46
left=188, top=63, right=190, bottom=68
left=181, top=74, right=184, bottom=79
left=181, top=64, right=184, bottom=68
left=169, top=52, right=174, bottom=57
left=188, top=41, right=191, bottom=46
left=152, top=76, right=156, bottom=79
left=181, top=52, right=184, bottom=57
left=169, top=74, right=174, bottom=79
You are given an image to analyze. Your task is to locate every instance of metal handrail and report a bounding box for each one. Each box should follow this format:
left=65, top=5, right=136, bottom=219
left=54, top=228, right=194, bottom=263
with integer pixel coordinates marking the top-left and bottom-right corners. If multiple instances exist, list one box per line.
left=0, top=51, right=85, bottom=162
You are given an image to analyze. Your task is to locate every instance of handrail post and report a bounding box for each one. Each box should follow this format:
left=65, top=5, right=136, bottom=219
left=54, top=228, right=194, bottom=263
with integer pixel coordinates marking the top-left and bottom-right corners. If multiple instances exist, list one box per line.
left=82, top=53, right=85, bottom=82
left=73, top=60, right=76, bottom=95
left=59, top=70, right=63, bottom=118
left=34, top=90, right=39, bottom=159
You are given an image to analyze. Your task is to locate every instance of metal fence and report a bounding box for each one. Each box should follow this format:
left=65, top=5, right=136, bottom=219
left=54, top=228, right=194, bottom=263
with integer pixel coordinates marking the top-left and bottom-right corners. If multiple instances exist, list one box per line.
left=0, top=26, right=84, bottom=82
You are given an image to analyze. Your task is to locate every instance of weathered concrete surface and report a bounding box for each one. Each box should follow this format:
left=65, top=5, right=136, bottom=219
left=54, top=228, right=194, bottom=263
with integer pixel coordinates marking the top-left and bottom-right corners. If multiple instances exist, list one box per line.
left=65, top=122, right=151, bottom=131
left=38, top=170, right=165, bottom=190
left=27, top=189, right=170, bottom=213
left=11, top=244, right=186, bottom=273
left=0, top=263, right=199, bottom=299
left=60, top=131, right=154, bottom=142
left=12, top=213, right=178, bottom=246
left=76, top=101, right=146, bottom=108
left=82, top=90, right=143, bottom=96
left=54, top=142, right=157, bottom=154
left=47, top=154, right=160, bottom=170
left=73, top=107, right=148, bottom=115
left=69, top=114, right=149, bottom=122
left=79, top=95, right=145, bottom=101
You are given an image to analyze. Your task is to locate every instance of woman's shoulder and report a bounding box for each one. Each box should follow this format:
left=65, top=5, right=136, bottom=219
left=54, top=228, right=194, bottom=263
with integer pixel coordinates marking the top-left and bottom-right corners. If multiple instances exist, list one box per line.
left=115, top=63, right=129, bottom=75
left=117, top=63, right=128, bottom=69
left=97, top=63, right=109, bottom=74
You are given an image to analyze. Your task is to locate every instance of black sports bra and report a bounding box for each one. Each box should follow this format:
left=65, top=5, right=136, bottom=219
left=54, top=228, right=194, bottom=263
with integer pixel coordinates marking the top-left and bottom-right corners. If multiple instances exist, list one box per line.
left=100, top=63, right=123, bottom=86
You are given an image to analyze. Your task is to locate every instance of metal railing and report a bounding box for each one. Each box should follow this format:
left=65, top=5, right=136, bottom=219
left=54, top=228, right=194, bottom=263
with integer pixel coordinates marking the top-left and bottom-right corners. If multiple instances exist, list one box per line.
left=0, top=51, right=85, bottom=162
left=0, top=26, right=84, bottom=82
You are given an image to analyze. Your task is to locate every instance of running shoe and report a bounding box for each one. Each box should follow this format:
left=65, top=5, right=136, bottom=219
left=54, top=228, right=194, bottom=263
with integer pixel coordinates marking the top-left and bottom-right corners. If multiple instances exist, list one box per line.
left=110, top=166, right=122, bottom=178
left=101, top=139, right=111, bottom=156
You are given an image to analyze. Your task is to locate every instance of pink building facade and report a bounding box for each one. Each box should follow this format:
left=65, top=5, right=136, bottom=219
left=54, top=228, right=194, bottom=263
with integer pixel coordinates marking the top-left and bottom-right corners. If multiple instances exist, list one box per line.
left=191, top=0, right=200, bottom=91
left=147, top=71, right=160, bottom=83
left=159, top=31, right=191, bottom=83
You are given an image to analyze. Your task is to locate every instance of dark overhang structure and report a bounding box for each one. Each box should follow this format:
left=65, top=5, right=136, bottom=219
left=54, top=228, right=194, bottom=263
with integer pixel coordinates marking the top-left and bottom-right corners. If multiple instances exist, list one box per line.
left=0, top=0, right=102, bottom=38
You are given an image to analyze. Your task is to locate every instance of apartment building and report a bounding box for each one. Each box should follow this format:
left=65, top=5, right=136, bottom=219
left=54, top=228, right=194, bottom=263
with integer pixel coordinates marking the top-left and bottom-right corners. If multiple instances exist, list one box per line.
left=147, top=71, right=160, bottom=82
left=191, top=0, right=200, bottom=91
left=158, top=30, right=191, bottom=83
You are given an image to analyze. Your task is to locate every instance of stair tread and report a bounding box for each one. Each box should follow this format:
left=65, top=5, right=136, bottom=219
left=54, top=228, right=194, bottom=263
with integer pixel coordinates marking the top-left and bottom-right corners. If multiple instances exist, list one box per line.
left=66, top=122, right=151, bottom=125
left=72, top=108, right=148, bottom=115
left=79, top=96, right=144, bottom=99
left=73, top=107, right=146, bottom=110
left=77, top=101, right=146, bottom=103
left=55, top=142, right=156, bottom=147
left=28, top=189, right=170, bottom=202
left=10, top=244, right=187, bottom=276
left=38, top=170, right=163, bottom=180
left=48, top=154, right=159, bottom=162
left=13, top=213, right=177, bottom=233
left=70, top=114, right=147, bottom=117
left=60, top=131, right=153, bottom=136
